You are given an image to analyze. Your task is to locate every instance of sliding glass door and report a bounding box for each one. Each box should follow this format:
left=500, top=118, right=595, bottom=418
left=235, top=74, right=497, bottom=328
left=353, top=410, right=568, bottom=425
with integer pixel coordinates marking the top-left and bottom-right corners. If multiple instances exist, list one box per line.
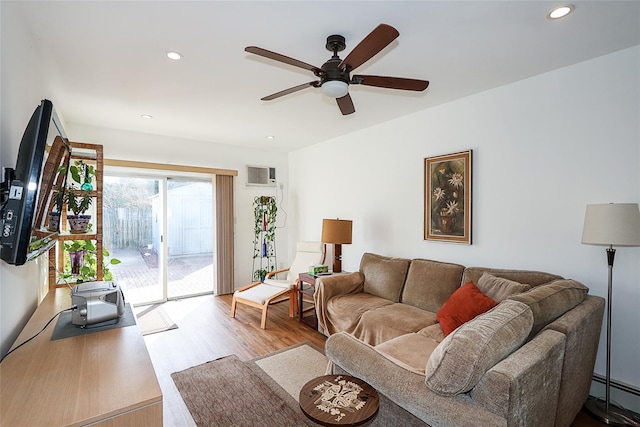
left=104, top=176, right=163, bottom=305
left=166, top=178, right=214, bottom=299
left=104, top=174, right=215, bottom=305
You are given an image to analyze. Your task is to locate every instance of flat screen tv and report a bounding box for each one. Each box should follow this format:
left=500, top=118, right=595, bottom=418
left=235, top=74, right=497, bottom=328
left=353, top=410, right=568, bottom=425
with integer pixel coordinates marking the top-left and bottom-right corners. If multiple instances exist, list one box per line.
left=0, top=99, right=70, bottom=266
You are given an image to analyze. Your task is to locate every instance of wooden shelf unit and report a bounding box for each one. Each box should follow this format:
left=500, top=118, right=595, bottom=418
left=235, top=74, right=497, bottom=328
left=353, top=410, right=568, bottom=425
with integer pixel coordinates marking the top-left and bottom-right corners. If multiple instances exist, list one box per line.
left=47, top=141, right=104, bottom=289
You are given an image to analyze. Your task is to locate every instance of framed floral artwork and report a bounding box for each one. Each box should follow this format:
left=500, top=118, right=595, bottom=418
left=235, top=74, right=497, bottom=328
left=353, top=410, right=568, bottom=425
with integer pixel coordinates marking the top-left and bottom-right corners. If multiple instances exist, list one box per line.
left=424, top=150, right=472, bottom=244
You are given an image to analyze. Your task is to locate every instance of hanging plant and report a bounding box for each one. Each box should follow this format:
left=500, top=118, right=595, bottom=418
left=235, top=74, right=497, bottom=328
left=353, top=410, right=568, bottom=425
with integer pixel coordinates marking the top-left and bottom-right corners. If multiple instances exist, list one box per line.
left=253, top=196, right=277, bottom=253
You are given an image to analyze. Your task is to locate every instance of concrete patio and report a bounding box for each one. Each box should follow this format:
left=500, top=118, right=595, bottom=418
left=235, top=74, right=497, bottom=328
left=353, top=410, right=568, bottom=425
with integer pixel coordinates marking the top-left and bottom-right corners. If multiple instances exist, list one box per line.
left=110, top=247, right=214, bottom=304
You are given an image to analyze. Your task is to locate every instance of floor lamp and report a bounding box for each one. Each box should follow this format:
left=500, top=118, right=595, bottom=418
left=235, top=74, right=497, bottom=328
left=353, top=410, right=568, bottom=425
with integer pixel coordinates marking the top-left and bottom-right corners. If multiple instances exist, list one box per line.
left=321, top=218, right=352, bottom=273
left=581, top=203, right=640, bottom=426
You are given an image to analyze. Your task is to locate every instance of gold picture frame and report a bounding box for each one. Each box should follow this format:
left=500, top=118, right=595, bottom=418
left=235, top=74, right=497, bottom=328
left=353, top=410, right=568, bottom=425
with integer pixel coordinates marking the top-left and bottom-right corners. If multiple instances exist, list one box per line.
left=424, top=150, right=472, bottom=244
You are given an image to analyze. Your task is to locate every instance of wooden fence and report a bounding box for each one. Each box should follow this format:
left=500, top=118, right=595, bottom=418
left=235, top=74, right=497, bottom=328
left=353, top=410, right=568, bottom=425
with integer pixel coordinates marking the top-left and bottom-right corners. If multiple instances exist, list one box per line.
left=103, top=207, right=153, bottom=249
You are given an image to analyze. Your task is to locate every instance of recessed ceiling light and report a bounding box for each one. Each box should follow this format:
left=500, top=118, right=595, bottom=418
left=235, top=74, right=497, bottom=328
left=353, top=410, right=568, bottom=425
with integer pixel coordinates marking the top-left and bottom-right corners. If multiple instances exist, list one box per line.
left=266, top=135, right=275, bottom=140
left=548, top=5, right=574, bottom=19
left=141, top=114, right=153, bottom=119
left=166, top=51, right=182, bottom=60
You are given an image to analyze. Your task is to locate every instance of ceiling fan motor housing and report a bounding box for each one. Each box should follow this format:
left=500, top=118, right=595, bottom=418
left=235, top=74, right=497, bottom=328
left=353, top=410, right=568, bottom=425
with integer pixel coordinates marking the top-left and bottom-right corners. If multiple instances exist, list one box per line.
left=321, top=57, right=349, bottom=84
left=322, top=35, right=349, bottom=85
left=325, top=35, right=346, bottom=53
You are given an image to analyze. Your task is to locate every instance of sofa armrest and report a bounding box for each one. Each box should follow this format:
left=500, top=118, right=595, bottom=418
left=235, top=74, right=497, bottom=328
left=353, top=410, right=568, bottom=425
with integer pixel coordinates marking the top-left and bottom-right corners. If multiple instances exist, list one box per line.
left=325, top=332, right=506, bottom=427
left=544, top=295, right=604, bottom=427
left=470, top=329, right=566, bottom=427
left=314, top=272, right=364, bottom=335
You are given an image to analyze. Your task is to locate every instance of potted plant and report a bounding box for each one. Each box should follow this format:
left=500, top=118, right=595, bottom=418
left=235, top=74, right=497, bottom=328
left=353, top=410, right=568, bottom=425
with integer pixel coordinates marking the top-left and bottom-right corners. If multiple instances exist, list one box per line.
left=65, top=160, right=95, bottom=233
left=253, top=268, right=269, bottom=282
left=46, top=185, right=66, bottom=232
left=66, top=187, right=93, bottom=233
left=69, top=160, right=95, bottom=191
left=64, top=240, right=87, bottom=275
left=62, top=240, right=121, bottom=281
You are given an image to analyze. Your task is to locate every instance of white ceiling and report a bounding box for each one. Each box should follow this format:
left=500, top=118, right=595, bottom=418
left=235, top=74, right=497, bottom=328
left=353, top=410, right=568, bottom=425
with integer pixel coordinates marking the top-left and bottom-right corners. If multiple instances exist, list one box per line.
left=12, top=1, right=640, bottom=151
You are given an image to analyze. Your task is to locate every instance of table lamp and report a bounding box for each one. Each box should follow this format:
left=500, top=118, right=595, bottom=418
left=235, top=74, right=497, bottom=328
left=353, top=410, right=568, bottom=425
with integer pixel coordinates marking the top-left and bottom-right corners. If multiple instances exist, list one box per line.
left=322, top=218, right=352, bottom=273
left=581, top=203, right=640, bottom=426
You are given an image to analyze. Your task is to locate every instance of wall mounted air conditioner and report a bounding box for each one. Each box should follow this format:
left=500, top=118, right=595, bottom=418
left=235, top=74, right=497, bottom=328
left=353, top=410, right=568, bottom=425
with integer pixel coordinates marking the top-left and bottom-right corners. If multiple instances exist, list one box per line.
left=247, top=165, right=276, bottom=187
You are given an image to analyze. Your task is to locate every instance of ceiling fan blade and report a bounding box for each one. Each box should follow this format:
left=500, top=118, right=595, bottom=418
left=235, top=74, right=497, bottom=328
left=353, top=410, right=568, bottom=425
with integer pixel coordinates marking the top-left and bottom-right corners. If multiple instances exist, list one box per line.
left=338, top=24, right=399, bottom=72
left=353, top=75, right=429, bottom=91
left=261, top=81, right=318, bottom=101
left=336, top=94, right=355, bottom=115
left=245, top=46, right=321, bottom=73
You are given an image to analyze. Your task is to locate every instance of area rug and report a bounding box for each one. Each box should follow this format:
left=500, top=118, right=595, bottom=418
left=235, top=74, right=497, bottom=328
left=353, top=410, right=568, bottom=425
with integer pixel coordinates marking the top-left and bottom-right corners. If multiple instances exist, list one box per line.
left=135, top=304, right=178, bottom=335
left=173, top=342, right=421, bottom=427
left=171, top=343, right=327, bottom=427
left=250, top=342, right=329, bottom=399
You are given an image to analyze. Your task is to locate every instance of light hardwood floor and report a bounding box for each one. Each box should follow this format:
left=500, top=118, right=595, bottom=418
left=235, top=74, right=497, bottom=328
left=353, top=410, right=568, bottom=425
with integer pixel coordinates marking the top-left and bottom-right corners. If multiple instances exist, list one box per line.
left=143, top=293, right=605, bottom=427
left=142, top=293, right=326, bottom=426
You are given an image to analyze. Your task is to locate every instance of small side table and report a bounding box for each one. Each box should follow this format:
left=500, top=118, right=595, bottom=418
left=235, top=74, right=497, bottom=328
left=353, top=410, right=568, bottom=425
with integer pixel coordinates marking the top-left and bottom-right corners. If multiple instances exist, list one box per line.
left=299, top=374, right=379, bottom=426
left=298, top=273, right=319, bottom=329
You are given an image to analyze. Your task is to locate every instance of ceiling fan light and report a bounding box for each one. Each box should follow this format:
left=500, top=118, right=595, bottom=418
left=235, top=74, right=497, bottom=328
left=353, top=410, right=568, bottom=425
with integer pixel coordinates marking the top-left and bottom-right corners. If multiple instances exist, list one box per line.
left=322, top=80, right=349, bottom=98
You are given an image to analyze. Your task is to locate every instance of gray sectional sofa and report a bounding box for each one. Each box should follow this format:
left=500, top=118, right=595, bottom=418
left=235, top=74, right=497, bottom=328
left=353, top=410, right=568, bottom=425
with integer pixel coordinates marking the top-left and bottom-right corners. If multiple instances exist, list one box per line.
left=315, top=253, right=605, bottom=427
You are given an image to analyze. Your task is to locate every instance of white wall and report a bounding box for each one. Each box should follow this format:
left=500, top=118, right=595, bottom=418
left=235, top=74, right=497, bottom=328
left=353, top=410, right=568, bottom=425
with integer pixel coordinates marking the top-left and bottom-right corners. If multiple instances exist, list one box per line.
left=67, top=123, right=292, bottom=289
left=0, top=1, right=58, bottom=357
left=289, top=47, right=640, bottom=407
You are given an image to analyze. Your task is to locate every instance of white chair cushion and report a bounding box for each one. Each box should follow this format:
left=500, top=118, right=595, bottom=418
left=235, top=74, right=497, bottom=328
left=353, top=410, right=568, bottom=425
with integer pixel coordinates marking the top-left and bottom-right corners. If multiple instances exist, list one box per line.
left=297, top=241, right=324, bottom=253
left=263, top=278, right=296, bottom=289
left=285, top=241, right=323, bottom=281
left=234, top=284, right=289, bottom=305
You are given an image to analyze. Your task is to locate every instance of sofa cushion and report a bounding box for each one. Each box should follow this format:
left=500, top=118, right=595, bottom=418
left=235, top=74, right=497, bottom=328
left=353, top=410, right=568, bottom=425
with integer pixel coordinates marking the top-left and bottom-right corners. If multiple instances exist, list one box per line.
left=351, top=303, right=437, bottom=346
left=418, top=324, right=445, bottom=343
left=374, top=333, right=440, bottom=375
left=326, top=293, right=393, bottom=335
left=360, top=253, right=411, bottom=302
left=436, top=282, right=498, bottom=336
left=508, top=279, right=588, bottom=338
left=401, top=259, right=465, bottom=312
left=462, top=267, right=562, bottom=288
left=425, top=300, right=533, bottom=396
left=477, top=273, right=531, bottom=302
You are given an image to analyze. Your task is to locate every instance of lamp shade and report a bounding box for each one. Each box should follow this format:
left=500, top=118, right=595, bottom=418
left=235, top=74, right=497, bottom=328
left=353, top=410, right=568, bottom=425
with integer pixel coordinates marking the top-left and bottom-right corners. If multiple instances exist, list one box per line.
left=322, top=219, right=352, bottom=244
left=581, top=203, right=640, bottom=246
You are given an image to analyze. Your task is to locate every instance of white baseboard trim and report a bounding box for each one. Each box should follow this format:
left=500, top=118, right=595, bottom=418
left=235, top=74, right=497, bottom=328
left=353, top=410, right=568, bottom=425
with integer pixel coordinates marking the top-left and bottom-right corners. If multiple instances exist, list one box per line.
left=589, top=374, right=640, bottom=415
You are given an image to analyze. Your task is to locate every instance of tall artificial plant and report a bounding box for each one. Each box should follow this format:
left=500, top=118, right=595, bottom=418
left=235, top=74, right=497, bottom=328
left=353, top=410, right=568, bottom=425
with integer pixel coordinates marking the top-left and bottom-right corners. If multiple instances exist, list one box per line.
left=252, top=196, right=277, bottom=281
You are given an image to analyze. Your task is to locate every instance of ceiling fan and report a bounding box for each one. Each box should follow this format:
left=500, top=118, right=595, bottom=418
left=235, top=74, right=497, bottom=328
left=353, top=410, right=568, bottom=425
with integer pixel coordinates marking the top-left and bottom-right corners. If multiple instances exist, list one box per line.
left=245, top=23, right=429, bottom=115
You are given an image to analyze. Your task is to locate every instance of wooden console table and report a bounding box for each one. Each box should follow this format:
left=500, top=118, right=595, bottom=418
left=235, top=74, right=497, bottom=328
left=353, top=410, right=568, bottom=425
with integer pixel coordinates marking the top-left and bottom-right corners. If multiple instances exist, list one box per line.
left=0, top=287, right=163, bottom=426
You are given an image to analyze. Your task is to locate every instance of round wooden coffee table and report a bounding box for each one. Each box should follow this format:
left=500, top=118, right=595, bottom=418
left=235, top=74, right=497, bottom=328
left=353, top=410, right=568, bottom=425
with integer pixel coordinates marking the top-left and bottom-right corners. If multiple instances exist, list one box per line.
left=299, top=374, right=379, bottom=426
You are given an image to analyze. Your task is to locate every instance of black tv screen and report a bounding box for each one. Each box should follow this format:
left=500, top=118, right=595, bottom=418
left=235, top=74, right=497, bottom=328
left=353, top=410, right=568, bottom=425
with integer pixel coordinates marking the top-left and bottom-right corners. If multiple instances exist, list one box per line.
left=1, top=99, right=69, bottom=265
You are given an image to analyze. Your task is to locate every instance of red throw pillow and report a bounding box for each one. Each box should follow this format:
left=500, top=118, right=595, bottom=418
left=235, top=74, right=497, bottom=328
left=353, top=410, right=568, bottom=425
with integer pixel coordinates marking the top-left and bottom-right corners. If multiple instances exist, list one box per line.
left=437, top=281, right=498, bottom=336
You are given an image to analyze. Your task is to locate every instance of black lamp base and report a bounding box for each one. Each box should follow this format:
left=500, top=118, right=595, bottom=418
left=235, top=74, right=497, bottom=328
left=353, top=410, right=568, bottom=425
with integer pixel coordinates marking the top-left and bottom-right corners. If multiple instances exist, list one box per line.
left=584, top=396, right=640, bottom=426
